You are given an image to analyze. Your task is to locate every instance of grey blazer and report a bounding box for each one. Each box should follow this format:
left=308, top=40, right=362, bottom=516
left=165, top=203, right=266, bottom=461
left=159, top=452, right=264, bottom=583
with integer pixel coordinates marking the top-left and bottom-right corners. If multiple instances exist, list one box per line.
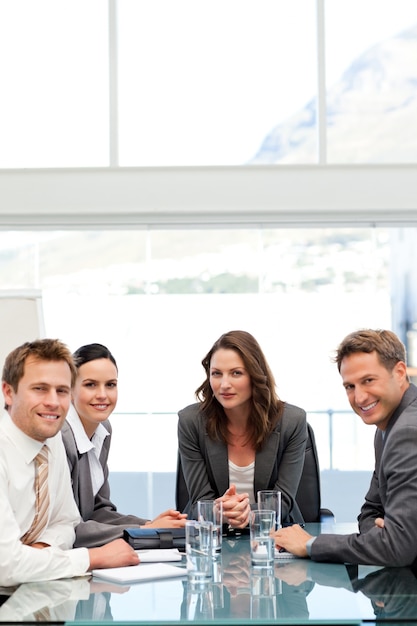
left=311, top=383, right=417, bottom=566
left=61, top=420, right=146, bottom=548
left=177, top=402, right=307, bottom=523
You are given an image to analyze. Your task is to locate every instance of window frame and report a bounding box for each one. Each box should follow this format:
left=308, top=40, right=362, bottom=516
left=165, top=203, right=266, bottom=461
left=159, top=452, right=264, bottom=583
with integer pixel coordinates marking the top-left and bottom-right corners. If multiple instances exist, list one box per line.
left=0, top=165, right=416, bottom=230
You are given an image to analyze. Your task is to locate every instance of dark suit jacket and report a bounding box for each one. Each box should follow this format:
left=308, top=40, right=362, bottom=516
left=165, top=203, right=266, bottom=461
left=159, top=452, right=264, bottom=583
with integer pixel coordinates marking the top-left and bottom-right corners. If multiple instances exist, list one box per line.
left=62, top=419, right=146, bottom=548
left=311, top=383, right=417, bottom=566
left=177, top=402, right=307, bottom=523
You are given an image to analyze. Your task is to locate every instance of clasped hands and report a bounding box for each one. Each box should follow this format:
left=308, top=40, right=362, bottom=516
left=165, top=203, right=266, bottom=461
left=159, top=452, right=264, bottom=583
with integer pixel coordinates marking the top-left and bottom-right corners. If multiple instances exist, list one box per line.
left=216, top=484, right=251, bottom=529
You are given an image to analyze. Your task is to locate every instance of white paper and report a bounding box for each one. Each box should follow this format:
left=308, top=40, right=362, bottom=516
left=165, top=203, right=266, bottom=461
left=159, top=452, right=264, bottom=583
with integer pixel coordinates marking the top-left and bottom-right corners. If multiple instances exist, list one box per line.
left=91, top=562, right=186, bottom=584
left=135, top=548, right=182, bottom=562
left=274, top=548, right=298, bottom=559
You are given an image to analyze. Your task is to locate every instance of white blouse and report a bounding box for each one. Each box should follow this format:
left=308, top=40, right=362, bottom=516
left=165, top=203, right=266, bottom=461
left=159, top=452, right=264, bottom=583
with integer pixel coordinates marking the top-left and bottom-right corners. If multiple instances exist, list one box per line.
left=65, top=406, right=110, bottom=497
left=228, top=459, right=256, bottom=504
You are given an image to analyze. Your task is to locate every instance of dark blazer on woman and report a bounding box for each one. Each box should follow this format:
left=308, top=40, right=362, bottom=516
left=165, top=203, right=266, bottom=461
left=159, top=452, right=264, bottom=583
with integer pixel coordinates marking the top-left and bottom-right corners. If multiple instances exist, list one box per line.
left=177, top=401, right=307, bottom=523
left=62, top=418, right=146, bottom=548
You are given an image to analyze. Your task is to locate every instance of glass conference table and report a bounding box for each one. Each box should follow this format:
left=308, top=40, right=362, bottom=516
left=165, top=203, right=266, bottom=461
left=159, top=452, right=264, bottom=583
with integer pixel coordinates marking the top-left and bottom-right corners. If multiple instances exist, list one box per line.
left=1, top=523, right=417, bottom=625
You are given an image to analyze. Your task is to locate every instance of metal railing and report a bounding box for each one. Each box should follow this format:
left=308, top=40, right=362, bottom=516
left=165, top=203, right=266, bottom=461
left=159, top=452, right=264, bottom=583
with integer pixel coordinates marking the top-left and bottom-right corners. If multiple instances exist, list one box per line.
left=110, top=408, right=367, bottom=473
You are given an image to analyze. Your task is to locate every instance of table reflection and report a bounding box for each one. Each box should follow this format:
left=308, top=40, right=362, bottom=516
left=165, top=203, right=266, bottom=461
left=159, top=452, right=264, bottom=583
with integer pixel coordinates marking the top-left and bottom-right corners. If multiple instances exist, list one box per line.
left=275, top=558, right=417, bottom=622
left=350, top=564, right=417, bottom=621
left=0, top=577, right=129, bottom=622
left=2, top=533, right=417, bottom=623
left=211, top=539, right=315, bottom=621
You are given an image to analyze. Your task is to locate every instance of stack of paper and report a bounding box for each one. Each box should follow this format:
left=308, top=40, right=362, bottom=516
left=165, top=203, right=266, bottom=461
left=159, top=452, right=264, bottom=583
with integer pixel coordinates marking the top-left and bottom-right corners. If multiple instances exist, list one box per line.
left=92, top=562, right=186, bottom=585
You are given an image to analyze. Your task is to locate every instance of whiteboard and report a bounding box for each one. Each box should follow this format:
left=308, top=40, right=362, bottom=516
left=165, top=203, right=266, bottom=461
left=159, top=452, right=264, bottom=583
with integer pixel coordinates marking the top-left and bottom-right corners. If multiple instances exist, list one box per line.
left=0, top=290, right=45, bottom=372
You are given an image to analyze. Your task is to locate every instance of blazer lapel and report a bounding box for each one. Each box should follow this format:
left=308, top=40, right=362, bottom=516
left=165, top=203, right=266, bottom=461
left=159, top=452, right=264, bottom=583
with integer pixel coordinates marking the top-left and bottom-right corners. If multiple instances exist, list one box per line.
left=78, top=452, right=95, bottom=520
left=205, top=436, right=229, bottom=496
left=204, top=422, right=281, bottom=498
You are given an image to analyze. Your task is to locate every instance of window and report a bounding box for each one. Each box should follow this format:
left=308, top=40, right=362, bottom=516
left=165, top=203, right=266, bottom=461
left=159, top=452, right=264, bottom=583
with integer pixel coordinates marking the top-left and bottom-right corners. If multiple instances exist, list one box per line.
left=0, top=1, right=416, bottom=520
left=0, top=226, right=392, bottom=472
left=1, top=1, right=415, bottom=166
left=0, top=0, right=109, bottom=167
left=325, top=0, right=417, bottom=163
left=117, top=0, right=317, bottom=165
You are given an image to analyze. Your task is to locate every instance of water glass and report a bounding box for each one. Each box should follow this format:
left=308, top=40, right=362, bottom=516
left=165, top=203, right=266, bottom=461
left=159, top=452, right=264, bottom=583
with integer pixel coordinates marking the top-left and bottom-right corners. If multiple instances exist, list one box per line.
left=197, top=499, right=223, bottom=556
left=185, top=520, right=213, bottom=583
left=249, top=509, right=275, bottom=568
left=257, top=489, right=281, bottom=530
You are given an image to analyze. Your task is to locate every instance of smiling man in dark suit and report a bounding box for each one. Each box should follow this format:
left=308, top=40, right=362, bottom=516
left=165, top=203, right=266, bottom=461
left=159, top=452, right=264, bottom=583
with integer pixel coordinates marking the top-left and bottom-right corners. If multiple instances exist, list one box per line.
left=274, top=328, right=417, bottom=567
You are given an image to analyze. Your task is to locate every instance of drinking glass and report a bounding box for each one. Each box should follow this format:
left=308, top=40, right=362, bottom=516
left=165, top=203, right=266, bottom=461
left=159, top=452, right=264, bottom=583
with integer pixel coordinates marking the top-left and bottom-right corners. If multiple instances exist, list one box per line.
left=249, top=509, right=275, bottom=568
left=197, top=499, right=223, bottom=557
left=257, top=489, right=281, bottom=530
left=185, top=520, right=213, bottom=583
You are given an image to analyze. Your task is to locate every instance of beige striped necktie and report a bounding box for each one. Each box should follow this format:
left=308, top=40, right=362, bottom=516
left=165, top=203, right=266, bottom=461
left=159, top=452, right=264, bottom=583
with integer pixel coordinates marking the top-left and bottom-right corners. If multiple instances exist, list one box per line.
left=33, top=606, right=51, bottom=622
left=21, top=445, right=50, bottom=545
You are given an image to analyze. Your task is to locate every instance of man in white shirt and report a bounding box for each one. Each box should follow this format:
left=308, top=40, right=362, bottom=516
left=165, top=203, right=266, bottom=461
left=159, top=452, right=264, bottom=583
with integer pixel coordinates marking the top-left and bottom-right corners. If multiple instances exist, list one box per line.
left=0, top=338, right=139, bottom=587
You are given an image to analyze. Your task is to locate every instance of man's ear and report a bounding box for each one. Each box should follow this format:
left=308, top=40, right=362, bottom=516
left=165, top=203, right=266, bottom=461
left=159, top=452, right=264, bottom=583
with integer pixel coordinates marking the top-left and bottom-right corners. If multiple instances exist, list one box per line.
left=2, top=381, right=13, bottom=408
left=394, top=361, right=408, bottom=383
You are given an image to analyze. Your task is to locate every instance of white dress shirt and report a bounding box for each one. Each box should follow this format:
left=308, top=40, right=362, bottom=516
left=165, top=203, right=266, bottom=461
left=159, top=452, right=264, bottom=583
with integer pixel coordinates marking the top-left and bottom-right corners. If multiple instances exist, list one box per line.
left=0, top=412, right=90, bottom=586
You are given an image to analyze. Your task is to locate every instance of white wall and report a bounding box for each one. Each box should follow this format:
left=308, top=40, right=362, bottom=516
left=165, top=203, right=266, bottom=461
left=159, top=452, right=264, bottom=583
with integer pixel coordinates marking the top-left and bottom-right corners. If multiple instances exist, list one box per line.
left=0, top=291, right=45, bottom=370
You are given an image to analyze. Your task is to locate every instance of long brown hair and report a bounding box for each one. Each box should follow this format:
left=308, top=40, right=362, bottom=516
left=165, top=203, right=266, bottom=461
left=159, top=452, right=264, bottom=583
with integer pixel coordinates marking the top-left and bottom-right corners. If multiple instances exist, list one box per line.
left=195, top=330, right=284, bottom=450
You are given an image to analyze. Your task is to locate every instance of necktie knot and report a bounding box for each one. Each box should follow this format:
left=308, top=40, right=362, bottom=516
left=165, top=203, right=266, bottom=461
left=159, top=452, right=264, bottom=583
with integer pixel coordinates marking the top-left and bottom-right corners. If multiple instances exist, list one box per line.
left=35, top=445, right=49, bottom=466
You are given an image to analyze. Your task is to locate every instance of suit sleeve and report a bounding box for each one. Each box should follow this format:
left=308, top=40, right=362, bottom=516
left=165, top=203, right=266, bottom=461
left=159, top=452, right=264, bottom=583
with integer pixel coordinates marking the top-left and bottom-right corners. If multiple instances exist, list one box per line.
left=74, top=459, right=148, bottom=548
left=62, top=421, right=148, bottom=548
left=356, top=471, right=385, bottom=534
left=311, top=420, right=417, bottom=566
left=178, top=405, right=221, bottom=517
left=356, top=430, right=384, bottom=533
left=271, top=406, right=307, bottom=522
left=76, top=432, right=148, bottom=547
left=89, top=445, right=148, bottom=526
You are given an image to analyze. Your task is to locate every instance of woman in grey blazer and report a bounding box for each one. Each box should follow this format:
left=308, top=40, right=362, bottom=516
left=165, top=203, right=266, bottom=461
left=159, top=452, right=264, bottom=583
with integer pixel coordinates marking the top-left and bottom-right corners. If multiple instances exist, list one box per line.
left=62, top=343, right=186, bottom=548
left=178, top=330, right=307, bottom=527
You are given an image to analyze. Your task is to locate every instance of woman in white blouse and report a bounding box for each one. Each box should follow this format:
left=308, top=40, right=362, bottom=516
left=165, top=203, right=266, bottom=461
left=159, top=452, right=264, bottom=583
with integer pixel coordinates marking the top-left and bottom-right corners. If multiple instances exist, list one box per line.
left=62, top=343, right=186, bottom=548
left=178, top=330, right=307, bottom=528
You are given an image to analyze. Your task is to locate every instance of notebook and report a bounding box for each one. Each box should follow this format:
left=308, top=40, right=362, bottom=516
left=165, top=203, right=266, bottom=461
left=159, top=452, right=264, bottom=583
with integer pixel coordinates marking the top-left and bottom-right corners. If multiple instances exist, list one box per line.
left=91, top=562, right=186, bottom=585
left=136, top=548, right=182, bottom=562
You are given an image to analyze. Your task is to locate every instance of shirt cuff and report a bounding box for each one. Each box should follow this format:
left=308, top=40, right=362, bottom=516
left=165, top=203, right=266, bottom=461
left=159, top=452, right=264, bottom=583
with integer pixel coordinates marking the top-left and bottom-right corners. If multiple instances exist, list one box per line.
left=306, top=536, right=316, bottom=557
